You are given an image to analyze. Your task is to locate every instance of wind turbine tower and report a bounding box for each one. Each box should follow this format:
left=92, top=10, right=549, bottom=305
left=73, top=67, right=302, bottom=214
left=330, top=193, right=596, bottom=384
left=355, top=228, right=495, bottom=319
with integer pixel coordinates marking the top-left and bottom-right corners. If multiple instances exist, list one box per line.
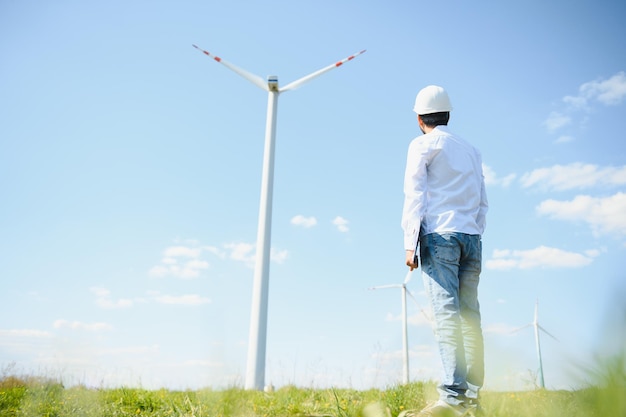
left=369, top=271, right=427, bottom=384
left=193, top=45, right=365, bottom=390
left=515, top=299, right=558, bottom=388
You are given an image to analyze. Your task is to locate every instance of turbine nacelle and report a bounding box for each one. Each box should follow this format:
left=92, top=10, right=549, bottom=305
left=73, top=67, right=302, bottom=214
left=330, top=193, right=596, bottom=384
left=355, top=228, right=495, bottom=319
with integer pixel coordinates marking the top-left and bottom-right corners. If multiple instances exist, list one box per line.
left=267, top=76, right=279, bottom=92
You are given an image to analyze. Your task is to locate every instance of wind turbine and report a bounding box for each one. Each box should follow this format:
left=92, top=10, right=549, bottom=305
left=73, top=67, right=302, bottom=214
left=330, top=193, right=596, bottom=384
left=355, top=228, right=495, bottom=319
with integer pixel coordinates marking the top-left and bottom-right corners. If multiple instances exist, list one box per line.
left=369, top=271, right=430, bottom=384
left=193, top=45, right=366, bottom=391
left=513, top=299, right=558, bottom=389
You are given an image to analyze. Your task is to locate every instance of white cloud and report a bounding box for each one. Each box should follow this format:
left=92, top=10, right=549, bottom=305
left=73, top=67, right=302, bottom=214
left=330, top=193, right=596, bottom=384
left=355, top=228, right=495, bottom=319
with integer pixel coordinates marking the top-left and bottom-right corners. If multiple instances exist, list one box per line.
left=483, top=164, right=516, bottom=187
left=96, top=298, right=133, bottom=309
left=0, top=329, right=53, bottom=354
left=566, top=71, right=626, bottom=107
left=270, top=248, right=288, bottom=264
left=153, top=294, right=211, bottom=306
left=90, top=287, right=110, bottom=298
left=485, top=246, right=596, bottom=270
left=161, top=257, right=177, bottom=265
left=224, top=242, right=256, bottom=265
left=384, top=311, right=431, bottom=327
left=160, top=259, right=209, bottom=279
left=291, top=215, right=317, bottom=228
left=203, top=245, right=226, bottom=258
left=584, top=249, right=601, bottom=258
left=148, top=265, right=169, bottom=277
left=562, top=95, right=587, bottom=109
left=545, top=71, right=626, bottom=134
left=0, top=329, right=52, bottom=338
left=224, top=242, right=288, bottom=267
left=186, top=259, right=209, bottom=270
left=154, top=239, right=285, bottom=278
left=90, top=287, right=133, bottom=309
left=151, top=241, right=288, bottom=274
left=333, top=216, right=349, bottom=232
left=163, top=246, right=202, bottom=258
left=149, top=245, right=210, bottom=279
left=53, top=320, right=113, bottom=332
left=543, top=111, right=571, bottom=132
left=537, top=192, right=626, bottom=237
left=554, top=135, right=574, bottom=144
left=520, top=163, right=626, bottom=191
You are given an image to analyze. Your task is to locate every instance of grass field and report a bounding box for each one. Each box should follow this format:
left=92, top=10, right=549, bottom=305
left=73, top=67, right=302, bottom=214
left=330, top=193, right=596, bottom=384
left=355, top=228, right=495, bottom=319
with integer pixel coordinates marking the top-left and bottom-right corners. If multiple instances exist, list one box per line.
left=1, top=369, right=624, bottom=417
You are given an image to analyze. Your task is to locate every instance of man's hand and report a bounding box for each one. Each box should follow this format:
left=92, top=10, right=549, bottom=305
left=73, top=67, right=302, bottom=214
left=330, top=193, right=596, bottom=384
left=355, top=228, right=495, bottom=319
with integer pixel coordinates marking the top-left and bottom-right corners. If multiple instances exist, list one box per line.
left=405, top=249, right=418, bottom=271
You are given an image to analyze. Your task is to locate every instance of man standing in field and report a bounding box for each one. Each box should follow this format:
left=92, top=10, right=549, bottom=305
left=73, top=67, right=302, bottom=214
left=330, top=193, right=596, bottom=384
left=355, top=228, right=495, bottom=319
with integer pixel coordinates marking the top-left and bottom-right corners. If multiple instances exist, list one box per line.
left=401, top=85, right=488, bottom=417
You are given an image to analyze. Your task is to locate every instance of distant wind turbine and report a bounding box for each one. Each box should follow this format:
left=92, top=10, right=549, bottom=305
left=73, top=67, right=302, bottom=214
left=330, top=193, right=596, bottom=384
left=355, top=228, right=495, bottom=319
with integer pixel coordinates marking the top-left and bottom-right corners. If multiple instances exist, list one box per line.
left=513, top=299, right=558, bottom=389
left=193, top=45, right=366, bottom=391
left=369, top=271, right=430, bottom=384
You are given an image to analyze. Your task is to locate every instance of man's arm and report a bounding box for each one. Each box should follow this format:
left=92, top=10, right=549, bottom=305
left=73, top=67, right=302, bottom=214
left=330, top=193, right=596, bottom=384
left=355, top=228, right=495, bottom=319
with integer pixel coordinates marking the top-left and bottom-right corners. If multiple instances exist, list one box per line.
left=477, top=157, right=489, bottom=234
left=402, top=139, right=428, bottom=269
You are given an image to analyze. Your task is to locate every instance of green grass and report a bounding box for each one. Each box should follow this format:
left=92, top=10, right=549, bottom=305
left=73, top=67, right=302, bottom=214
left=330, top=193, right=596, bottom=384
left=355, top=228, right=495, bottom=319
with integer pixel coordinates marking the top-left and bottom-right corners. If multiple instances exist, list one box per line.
left=1, top=374, right=624, bottom=417
left=1, top=354, right=624, bottom=417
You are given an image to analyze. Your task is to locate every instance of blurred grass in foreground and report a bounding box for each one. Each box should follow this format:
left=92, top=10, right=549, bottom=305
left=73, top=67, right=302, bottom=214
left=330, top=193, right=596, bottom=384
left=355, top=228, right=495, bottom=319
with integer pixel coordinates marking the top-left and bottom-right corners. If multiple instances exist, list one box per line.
left=1, top=362, right=624, bottom=417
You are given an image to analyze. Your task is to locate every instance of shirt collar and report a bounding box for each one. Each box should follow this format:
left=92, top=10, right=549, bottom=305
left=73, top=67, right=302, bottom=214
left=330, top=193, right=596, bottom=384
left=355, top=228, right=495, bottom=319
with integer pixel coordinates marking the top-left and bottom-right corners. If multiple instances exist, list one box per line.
left=432, top=125, right=450, bottom=134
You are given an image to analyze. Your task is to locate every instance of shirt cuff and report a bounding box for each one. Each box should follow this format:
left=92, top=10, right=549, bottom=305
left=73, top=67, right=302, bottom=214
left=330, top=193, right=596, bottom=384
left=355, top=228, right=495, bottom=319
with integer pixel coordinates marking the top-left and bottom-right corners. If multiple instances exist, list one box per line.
left=404, top=233, right=418, bottom=251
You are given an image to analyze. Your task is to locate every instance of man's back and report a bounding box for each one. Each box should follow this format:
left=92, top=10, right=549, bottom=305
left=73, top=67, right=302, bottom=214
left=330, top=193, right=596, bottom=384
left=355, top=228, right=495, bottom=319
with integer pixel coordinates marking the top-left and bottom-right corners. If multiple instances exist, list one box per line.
left=416, top=125, right=487, bottom=236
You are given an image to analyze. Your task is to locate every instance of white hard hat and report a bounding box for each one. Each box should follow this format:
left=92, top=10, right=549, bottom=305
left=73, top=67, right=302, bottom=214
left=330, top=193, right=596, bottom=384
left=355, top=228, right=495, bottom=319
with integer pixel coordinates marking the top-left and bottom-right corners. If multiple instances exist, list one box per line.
left=413, top=85, right=453, bottom=114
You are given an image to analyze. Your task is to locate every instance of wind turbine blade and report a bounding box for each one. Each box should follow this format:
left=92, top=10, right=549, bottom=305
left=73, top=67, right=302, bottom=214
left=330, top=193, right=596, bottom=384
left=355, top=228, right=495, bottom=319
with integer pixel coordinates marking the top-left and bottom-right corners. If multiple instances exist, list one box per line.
left=406, top=289, right=432, bottom=323
left=279, top=49, right=366, bottom=92
left=510, top=323, right=533, bottom=334
left=193, top=44, right=268, bottom=91
left=369, top=284, right=402, bottom=290
left=403, top=270, right=413, bottom=285
left=405, top=289, right=421, bottom=308
left=538, top=324, right=559, bottom=341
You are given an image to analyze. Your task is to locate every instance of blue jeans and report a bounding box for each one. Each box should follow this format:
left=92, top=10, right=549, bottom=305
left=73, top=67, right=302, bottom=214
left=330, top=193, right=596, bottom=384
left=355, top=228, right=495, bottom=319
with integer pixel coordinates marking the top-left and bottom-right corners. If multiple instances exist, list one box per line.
left=419, top=232, right=484, bottom=406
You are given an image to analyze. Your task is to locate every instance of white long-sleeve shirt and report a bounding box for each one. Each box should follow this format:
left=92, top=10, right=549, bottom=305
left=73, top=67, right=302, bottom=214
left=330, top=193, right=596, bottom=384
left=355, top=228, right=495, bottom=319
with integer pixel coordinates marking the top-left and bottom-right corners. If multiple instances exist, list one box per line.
left=401, top=125, right=488, bottom=251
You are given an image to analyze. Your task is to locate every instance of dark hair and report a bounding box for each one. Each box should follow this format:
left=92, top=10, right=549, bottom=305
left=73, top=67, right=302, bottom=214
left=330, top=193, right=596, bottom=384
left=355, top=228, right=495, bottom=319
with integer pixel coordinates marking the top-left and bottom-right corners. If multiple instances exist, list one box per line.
left=419, top=111, right=449, bottom=127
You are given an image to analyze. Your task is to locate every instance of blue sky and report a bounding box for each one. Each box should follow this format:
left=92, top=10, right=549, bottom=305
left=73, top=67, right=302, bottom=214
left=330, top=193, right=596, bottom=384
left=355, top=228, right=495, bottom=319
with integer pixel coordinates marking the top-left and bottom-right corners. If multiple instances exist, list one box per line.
left=1, top=0, right=625, bottom=391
